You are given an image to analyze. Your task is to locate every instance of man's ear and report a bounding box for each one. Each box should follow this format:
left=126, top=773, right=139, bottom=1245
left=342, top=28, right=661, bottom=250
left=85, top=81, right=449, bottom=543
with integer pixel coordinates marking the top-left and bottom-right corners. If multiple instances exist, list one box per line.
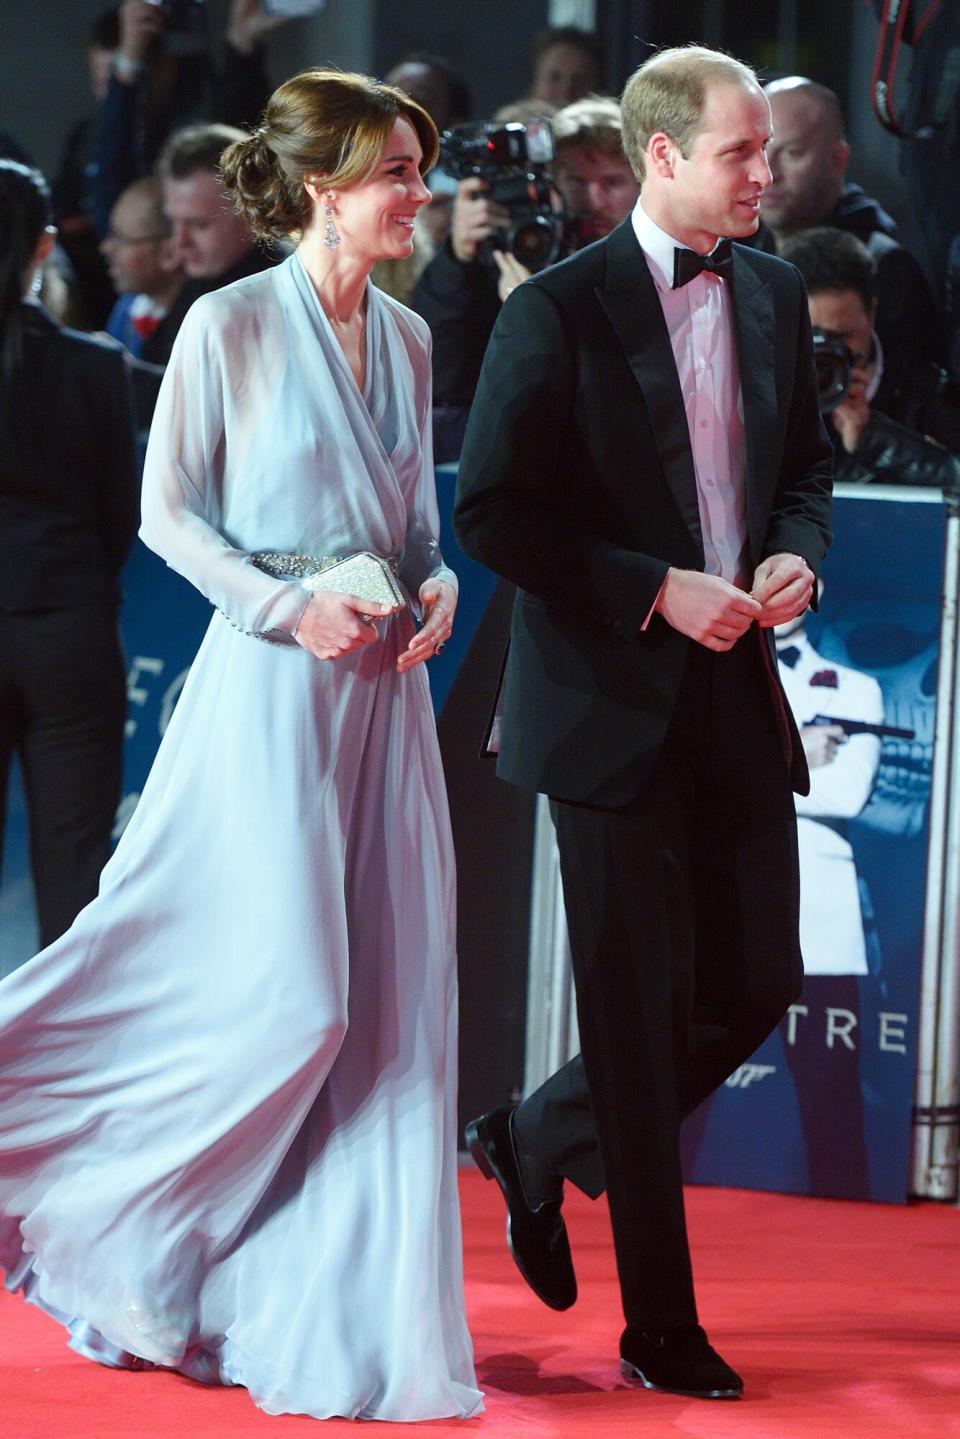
left=647, top=131, right=678, bottom=180
left=830, top=138, right=850, bottom=180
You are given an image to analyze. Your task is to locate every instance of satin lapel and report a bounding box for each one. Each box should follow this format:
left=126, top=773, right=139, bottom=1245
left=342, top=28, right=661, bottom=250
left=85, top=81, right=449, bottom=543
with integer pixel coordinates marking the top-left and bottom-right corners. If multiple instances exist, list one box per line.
left=596, top=222, right=704, bottom=559
left=730, top=250, right=777, bottom=565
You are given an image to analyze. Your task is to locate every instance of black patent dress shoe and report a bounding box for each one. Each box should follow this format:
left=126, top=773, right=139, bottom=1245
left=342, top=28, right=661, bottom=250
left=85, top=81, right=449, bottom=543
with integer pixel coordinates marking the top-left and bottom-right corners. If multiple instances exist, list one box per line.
left=465, top=1106, right=577, bottom=1311
left=620, top=1324, right=743, bottom=1399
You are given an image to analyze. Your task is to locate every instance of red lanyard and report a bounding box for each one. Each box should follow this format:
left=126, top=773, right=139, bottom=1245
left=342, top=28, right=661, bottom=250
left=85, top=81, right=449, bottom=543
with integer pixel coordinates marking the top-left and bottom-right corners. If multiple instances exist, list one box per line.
left=871, top=0, right=944, bottom=137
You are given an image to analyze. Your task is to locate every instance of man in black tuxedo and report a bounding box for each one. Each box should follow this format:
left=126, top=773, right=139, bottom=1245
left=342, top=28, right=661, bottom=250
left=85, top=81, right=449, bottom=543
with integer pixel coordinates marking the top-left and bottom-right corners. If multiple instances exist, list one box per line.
left=455, top=46, right=833, bottom=1400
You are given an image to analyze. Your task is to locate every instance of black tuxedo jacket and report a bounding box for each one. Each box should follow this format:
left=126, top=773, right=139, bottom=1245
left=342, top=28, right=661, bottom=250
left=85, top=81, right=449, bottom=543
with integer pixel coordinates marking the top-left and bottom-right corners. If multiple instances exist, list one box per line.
left=453, top=219, right=834, bottom=808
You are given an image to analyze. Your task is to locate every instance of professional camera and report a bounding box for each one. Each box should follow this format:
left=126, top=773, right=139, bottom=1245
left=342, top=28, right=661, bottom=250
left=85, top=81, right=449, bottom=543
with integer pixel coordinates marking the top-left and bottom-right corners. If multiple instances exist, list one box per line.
left=438, top=118, right=565, bottom=272
left=146, top=0, right=206, bottom=34
left=812, top=327, right=853, bottom=414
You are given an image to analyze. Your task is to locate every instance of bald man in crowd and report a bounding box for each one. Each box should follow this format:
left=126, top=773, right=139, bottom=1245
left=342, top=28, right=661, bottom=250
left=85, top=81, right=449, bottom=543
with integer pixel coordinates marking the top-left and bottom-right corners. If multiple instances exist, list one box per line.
left=101, top=176, right=184, bottom=363
left=762, top=77, right=941, bottom=393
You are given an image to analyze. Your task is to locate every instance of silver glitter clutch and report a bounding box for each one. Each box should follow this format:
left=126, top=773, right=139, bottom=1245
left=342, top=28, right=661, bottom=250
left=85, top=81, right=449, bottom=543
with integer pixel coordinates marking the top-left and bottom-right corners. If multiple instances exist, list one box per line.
left=251, top=551, right=405, bottom=611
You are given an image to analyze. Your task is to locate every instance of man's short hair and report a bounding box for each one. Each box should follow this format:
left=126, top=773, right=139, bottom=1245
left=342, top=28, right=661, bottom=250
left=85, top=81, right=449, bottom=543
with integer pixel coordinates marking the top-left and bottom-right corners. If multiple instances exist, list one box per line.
left=157, top=123, right=247, bottom=182
left=531, top=26, right=602, bottom=73
left=779, top=227, right=877, bottom=313
left=620, top=45, right=759, bottom=183
left=553, top=96, right=624, bottom=160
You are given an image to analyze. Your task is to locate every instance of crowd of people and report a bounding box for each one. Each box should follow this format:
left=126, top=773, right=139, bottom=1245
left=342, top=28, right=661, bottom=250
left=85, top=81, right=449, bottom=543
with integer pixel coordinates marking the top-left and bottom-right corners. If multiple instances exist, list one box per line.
left=0, top=2, right=958, bottom=1425
left=6, top=4, right=959, bottom=471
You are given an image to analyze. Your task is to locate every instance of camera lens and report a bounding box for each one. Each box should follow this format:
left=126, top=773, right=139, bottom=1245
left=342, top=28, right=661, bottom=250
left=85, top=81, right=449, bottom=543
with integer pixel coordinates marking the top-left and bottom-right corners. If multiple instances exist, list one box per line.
left=812, top=328, right=853, bottom=414
left=509, top=215, right=560, bottom=270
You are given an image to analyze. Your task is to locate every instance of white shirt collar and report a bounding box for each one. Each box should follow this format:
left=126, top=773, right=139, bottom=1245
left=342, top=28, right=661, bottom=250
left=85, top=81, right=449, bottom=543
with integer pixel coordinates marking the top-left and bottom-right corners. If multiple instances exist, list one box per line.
left=631, top=197, right=732, bottom=294
left=631, top=197, right=684, bottom=294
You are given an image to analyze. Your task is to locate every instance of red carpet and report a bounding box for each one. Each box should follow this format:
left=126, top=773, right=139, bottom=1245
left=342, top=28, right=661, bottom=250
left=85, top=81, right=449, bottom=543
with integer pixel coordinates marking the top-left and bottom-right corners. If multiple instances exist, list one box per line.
left=3, top=1170, right=958, bottom=1437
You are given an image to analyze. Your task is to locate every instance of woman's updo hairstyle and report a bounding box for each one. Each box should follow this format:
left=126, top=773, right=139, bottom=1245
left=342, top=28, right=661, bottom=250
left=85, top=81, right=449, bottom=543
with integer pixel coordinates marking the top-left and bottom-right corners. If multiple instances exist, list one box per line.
left=220, top=69, right=439, bottom=242
left=0, top=160, right=52, bottom=387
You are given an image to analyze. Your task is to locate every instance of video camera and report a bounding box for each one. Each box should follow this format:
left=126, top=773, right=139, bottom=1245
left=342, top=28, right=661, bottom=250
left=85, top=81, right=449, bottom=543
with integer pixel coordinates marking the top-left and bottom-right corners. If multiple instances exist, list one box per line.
left=812, top=327, right=853, bottom=414
left=438, top=118, right=565, bottom=272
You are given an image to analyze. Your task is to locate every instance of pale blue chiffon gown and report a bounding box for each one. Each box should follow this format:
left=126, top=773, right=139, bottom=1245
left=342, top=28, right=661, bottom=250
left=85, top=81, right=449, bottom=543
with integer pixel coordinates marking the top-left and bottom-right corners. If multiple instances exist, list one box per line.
left=0, top=254, right=482, bottom=1422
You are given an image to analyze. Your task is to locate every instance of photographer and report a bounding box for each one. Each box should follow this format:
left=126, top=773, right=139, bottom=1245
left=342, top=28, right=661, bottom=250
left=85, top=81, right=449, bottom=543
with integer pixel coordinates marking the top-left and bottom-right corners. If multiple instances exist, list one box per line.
left=91, top=0, right=294, bottom=238
left=780, top=226, right=960, bottom=490
left=412, top=97, right=639, bottom=460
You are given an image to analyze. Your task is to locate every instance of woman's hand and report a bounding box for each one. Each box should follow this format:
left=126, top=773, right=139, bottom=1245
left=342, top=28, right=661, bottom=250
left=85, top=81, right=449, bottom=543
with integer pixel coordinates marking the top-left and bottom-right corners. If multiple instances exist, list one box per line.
left=294, top=591, right=397, bottom=661
left=397, top=579, right=457, bottom=673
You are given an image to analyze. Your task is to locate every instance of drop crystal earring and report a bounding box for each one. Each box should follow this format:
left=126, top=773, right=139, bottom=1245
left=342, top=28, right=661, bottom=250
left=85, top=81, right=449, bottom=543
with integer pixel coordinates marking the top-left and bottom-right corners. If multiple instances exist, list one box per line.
left=323, top=192, right=340, bottom=250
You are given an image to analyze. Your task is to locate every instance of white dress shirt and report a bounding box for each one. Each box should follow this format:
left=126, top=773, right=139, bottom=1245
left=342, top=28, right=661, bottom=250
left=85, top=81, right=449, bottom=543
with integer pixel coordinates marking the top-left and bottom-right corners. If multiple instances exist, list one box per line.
left=631, top=199, right=749, bottom=585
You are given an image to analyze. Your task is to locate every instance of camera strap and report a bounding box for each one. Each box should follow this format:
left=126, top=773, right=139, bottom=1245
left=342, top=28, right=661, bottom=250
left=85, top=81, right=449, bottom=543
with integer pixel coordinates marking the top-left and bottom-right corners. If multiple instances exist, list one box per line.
left=871, top=0, right=944, bottom=137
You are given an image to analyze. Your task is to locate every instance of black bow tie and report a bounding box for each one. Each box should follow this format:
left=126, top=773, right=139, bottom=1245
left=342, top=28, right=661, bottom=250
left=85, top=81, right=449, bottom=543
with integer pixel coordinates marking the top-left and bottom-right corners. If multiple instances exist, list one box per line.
left=777, top=644, right=802, bottom=669
left=672, top=238, right=734, bottom=289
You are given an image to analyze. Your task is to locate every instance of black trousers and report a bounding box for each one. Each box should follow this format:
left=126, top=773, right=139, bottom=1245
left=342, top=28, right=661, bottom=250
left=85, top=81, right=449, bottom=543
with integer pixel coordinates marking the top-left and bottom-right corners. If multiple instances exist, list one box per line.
left=513, top=634, right=803, bottom=1330
left=0, top=606, right=126, bottom=950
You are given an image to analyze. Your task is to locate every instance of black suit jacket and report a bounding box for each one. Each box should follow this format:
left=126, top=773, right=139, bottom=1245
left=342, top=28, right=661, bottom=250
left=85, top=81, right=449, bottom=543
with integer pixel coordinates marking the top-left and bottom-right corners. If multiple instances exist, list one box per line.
left=453, top=219, right=834, bottom=808
left=0, top=304, right=138, bottom=612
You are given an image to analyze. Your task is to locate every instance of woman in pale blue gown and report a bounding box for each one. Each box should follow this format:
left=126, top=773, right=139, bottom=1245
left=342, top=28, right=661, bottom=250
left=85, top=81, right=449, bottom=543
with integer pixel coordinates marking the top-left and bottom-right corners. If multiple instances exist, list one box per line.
left=0, top=69, right=482, bottom=1423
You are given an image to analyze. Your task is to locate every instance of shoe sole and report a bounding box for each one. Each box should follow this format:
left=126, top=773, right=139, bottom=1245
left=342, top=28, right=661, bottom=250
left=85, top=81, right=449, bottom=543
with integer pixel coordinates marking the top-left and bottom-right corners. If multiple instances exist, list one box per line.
left=619, top=1357, right=743, bottom=1400
left=464, top=1119, right=495, bottom=1181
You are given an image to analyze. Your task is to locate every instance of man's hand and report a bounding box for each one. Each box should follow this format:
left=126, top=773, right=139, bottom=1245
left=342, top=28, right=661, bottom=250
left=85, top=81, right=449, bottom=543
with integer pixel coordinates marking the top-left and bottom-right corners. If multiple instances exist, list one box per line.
left=493, top=249, right=532, bottom=303
left=451, top=178, right=511, bottom=264
left=118, top=1, right=164, bottom=74
left=227, top=0, right=288, bottom=55
left=294, top=592, right=397, bottom=662
left=397, top=579, right=457, bottom=673
left=830, top=363, right=871, bottom=454
left=801, top=722, right=844, bottom=768
left=751, top=552, right=814, bottom=628
left=654, top=570, right=762, bottom=651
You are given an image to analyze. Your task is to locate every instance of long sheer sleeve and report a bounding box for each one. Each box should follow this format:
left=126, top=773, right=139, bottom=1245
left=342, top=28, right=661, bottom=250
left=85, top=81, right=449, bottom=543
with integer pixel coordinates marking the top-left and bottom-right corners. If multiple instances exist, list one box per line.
left=140, top=297, right=310, bottom=642
left=398, top=326, right=458, bottom=605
